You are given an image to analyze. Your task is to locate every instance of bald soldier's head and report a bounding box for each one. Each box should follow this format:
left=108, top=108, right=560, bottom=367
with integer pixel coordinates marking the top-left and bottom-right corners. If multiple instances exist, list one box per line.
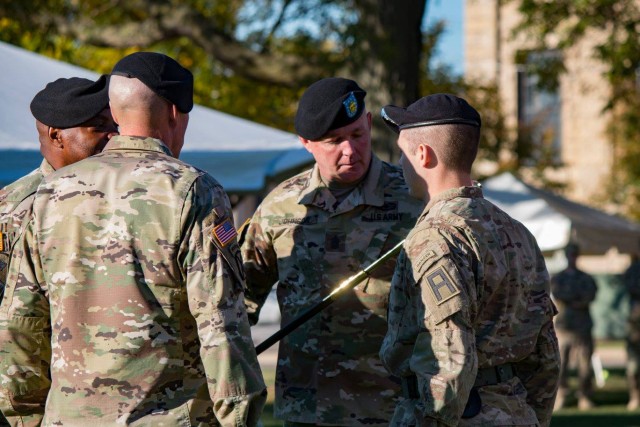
left=109, top=52, right=193, bottom=157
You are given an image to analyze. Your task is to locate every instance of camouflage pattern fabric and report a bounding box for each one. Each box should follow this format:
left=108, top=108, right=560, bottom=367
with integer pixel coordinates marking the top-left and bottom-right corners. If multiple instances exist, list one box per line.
left=624, top=260, right=640, bottom=403
left=380, top=186, right=560, bottom=427
left=0, top=160, right=54, bottom=426
left=0, top=160, right=54, bottom=300
left=0, top=136, right=266, bottom=426
left=241, top=155, right=423, bottom=425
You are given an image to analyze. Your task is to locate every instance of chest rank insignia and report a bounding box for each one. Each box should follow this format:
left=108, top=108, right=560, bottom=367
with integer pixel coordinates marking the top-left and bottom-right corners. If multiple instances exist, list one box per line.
left=343, top=91, right=358, bottom=118
left=213, top=219, right=237, bottom=247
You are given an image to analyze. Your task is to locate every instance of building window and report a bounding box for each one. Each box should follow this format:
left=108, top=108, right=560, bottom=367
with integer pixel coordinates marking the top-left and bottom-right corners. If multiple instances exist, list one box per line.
left=516, top=50, right=562, bottom=165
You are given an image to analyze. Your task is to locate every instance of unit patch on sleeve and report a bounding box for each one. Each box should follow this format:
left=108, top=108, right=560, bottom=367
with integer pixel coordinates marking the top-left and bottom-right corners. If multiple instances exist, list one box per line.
left=426, top=266, right=460, bottom=305
left=212, top=219, right=237, bottom=247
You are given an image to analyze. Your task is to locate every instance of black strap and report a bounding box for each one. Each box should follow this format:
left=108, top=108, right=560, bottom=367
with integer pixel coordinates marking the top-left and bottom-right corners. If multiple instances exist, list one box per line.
left=400, top=375, right=420, bottom=399
left=474, top=363, right=515, bottom=387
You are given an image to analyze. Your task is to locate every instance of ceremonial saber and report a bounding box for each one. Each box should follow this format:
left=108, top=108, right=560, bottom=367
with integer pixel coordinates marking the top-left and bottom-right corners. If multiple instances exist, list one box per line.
left=255, top=239, right=405, bottom=355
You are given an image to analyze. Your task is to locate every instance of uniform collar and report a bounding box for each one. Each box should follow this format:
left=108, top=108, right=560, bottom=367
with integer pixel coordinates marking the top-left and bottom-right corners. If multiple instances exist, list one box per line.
left=297, top=154, right=385, bottom=212
left=103, top=135, right=174, bottom=156
left=40, top=158, right=55, bottom=177
left=420, top=185, right=484, bottom=218
left=0, top=159, right=55, bottom=207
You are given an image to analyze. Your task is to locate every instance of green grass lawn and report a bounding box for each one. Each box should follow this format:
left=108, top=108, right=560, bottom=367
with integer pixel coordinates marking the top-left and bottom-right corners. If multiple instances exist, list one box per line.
left=258, top=367, right=639, bottom=427
left=550, top=368, right=640, bottom=427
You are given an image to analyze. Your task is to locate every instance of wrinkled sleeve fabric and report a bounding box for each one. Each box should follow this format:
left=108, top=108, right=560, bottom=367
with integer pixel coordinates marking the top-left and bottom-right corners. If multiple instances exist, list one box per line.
left=516, top=249, right=560, bottom=427
left=407, top=230, right=477, bottom=426
left=516, top=250, right=560, bottom=427
left=240, top=205, right=279, bottom=325
left=517, top=317, right=559, bottom=427
left=0, top=217, right=51, bottom=427
left=180, top=177, right=266, bottom=426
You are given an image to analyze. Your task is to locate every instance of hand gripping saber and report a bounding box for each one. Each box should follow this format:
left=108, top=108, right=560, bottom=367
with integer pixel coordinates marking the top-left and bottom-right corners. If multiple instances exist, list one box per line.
left=255, top=239, right=405, bottom=355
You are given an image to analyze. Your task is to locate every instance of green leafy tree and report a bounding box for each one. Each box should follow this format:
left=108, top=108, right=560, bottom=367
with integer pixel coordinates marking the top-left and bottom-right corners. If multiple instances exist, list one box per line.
left=0, top=1, right=514, bottom=166
left=511, top=0, right=640, bottom=219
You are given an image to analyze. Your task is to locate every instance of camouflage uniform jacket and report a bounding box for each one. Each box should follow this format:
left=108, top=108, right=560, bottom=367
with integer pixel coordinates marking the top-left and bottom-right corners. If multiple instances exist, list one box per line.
left=0, top=136, right=266, bottom=427
left=241, top=154, right=423, bottom=425
left=380, top=186, right=559, bottom=427
left=0, top=160, right=53, bottom=426
left=551, top=268, right=597, bottom=336
left=0, top=160, right=54, bottom=298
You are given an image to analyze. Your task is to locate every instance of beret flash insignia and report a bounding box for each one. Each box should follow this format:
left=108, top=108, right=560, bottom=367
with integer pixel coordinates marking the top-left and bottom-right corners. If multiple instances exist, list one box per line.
left=343, top=92, right=358, bottom=118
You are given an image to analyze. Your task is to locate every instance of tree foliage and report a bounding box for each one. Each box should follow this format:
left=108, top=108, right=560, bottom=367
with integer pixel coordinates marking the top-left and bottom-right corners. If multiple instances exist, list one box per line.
left=2, top=1, right=432, bottom=148
left=0, top=1, right=517, bottom=168
left=512, top=0, right=640, bottom=219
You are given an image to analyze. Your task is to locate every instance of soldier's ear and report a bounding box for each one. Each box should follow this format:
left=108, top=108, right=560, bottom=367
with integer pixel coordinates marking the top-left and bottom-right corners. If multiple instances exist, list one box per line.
left=417, top=143, right=431, bottom=168
left=299, top=136, right=313, bottom=153
left=48, top=126, right=64, bottom=149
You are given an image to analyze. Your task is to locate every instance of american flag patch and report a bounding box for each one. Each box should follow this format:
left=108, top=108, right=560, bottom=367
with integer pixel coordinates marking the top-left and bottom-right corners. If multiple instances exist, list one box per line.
left=213, top=219, right=237, bottom=247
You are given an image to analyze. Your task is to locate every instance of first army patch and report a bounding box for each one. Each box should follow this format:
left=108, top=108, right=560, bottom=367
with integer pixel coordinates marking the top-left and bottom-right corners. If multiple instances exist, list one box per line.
left=212, top=219, right=237, bottom=247
left=426, top=266, right=460, bottom=305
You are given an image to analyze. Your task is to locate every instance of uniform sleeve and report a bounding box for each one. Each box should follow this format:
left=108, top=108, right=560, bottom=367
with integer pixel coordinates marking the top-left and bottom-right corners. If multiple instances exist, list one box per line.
left=626, top=263, right=640, bottom=299
left=517, top=318, right=559, bottom=427
left=407, top=233, right=477, bottom=426
left=0, top=217, right=51, bottom=427
left=180, top=178, right=266, bottom=427
left=240, top=205, right=279, bottom=325
left=514, top=249, right=560, bottom=427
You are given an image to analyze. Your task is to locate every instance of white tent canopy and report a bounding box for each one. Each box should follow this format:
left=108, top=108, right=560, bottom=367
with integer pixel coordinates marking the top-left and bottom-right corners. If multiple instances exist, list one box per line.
left=0, top=41, right=312, bottom=192
left=482, top=172, right=640, bottom=255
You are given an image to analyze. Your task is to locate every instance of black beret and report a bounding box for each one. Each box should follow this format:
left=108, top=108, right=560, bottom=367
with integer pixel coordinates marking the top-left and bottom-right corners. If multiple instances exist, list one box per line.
left=381, top=93, right=481, bottom=133
left=294, top=77, right=367, bottom=140
left=30, top=75, right=110, bottom=128
left=111, top=52, right=194, bottom=113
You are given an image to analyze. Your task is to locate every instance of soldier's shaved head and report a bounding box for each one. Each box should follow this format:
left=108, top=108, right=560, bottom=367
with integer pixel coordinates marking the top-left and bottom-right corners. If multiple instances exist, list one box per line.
left=108, top=75, right=169, bottom=128
left=108, top=74, right=189, bottom=157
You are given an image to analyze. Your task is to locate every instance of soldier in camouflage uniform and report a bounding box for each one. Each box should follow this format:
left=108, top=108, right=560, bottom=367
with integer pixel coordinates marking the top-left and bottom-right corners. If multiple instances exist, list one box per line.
left=379, top=94, right=560, bottom=426
left=241, top=78, right=423, bottom=426
left=623, top=255, right=640, bottom=411
left=0, top=75, right=116, bottom=426
left=0, top=52, right=266, bottom=426
left=0, top=75, right=115, bottom=302
left=551, top=243, right=598, bottom=411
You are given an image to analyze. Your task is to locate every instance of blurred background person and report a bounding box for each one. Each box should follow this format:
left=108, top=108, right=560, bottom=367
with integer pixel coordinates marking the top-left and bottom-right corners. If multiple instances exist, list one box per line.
left=624, top=254, right=640, bottom=411
left=551, top=242, right=598, bottom=411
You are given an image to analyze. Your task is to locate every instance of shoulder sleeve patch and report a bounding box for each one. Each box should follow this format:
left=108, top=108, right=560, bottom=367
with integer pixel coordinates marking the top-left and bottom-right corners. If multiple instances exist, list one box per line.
left=212, top=219, right=237, bottom=247
left=204, top=213, right=245, bottom=285
left=425, top=266, right=460, bottom=305
left=414, top=254, right=467, bottom=326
